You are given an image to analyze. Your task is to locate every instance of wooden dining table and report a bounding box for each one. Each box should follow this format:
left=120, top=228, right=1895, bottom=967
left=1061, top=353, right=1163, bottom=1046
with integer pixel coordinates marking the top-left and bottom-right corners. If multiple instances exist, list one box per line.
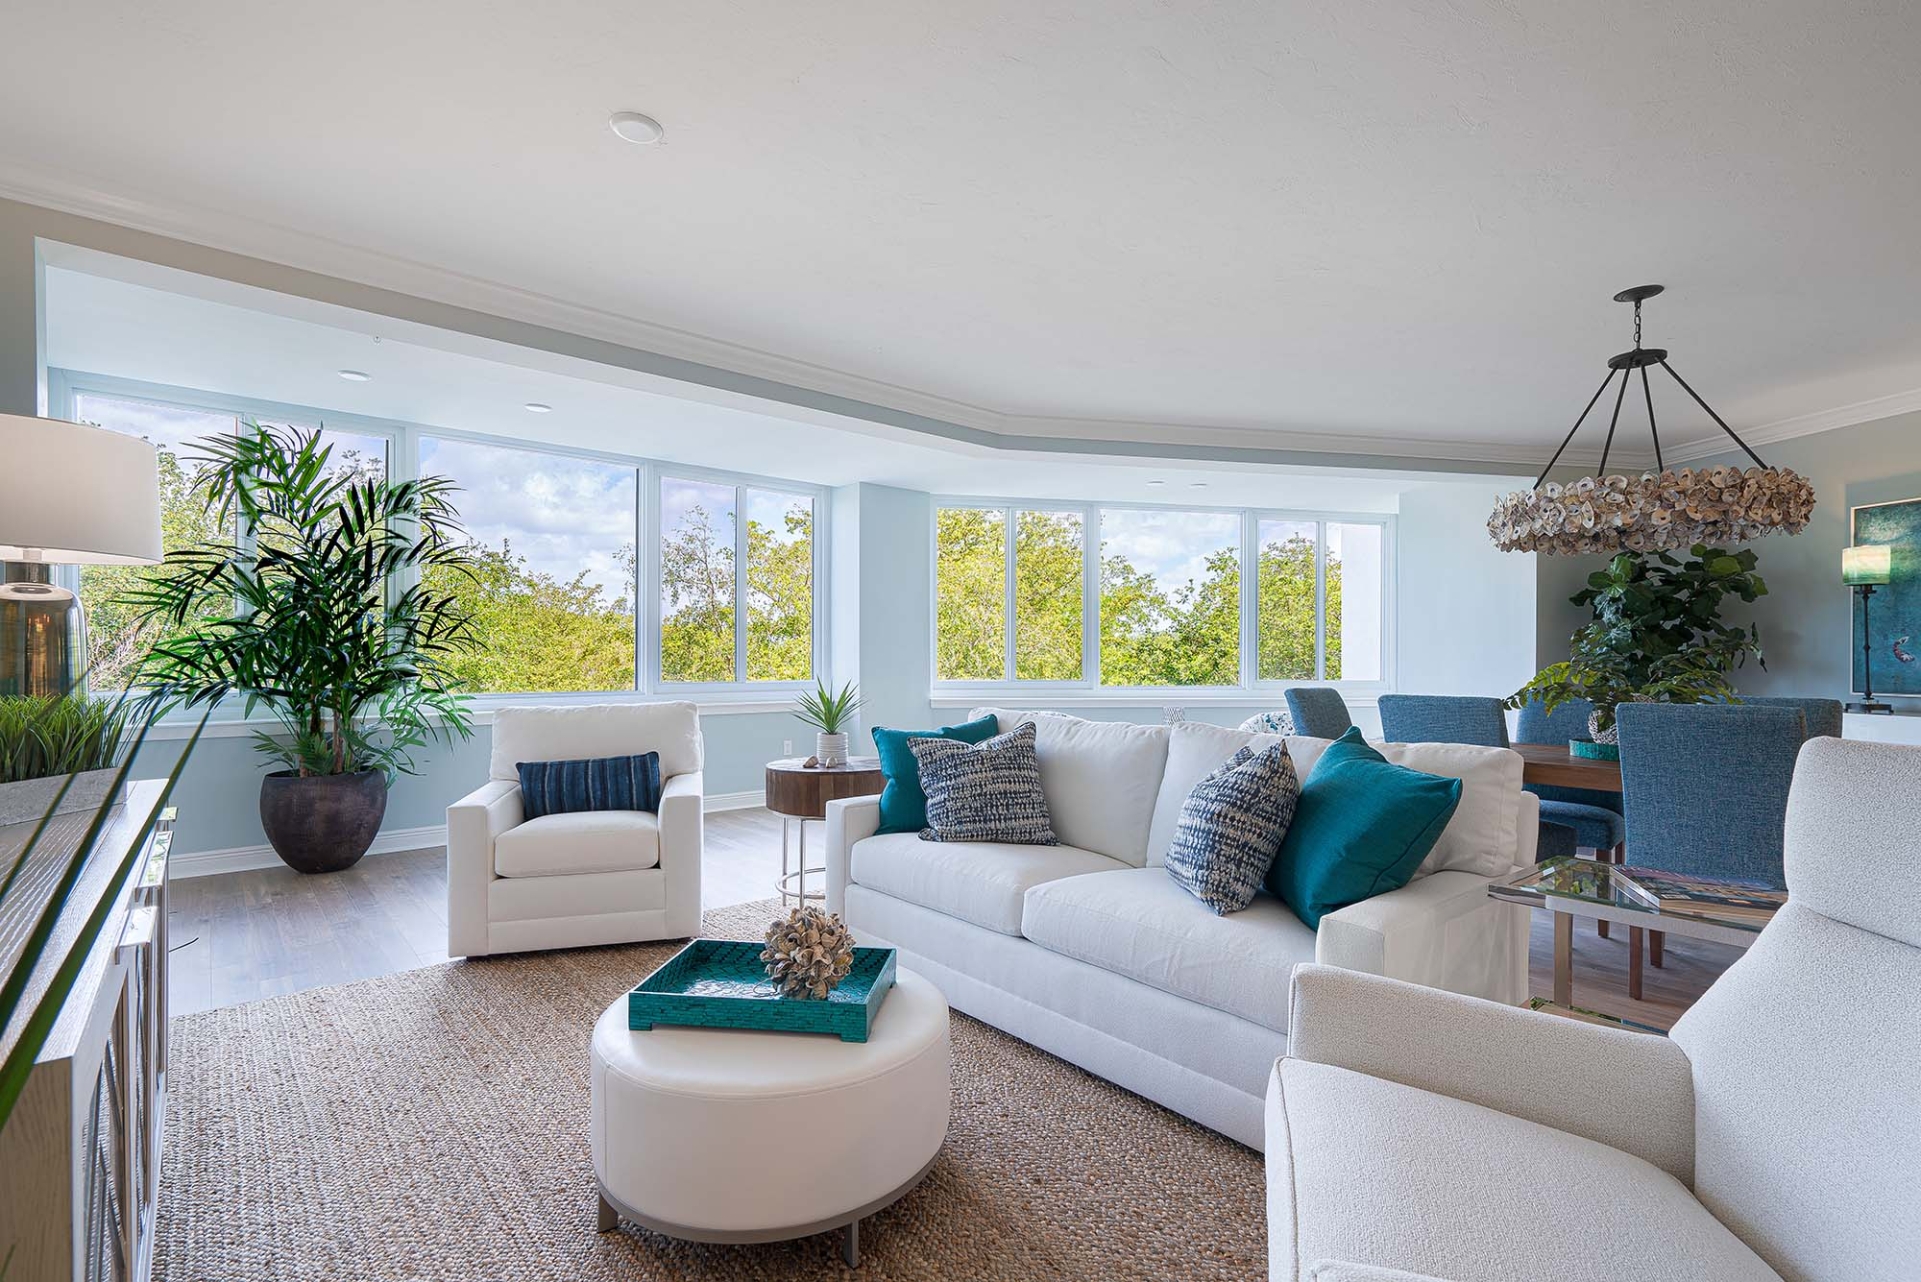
left=1510, top=743, right=1622, bottom=792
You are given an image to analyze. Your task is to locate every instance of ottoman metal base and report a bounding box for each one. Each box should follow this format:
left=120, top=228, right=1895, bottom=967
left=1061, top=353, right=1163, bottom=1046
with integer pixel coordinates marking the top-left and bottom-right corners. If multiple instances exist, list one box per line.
left=595, top=1150, right=939, bottom=1268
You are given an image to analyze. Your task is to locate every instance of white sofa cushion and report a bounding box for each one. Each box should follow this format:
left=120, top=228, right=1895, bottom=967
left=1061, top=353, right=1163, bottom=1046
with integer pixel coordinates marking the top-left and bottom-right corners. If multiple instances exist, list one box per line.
left=1374, top=742, right=1522, bottom=879
left=972, top=708, right=1169, bottom=866
left=493, top=811, right=661, bottom=877
left=848, top=831, right=1127, bottom=935
left=1021, top=867, right=1317, bottom=1032
left=1268, top=1058, right=1781, bottom=1282
left=1147, top=723, right=1333, bottom=866
left=489, top=702, right=703, bottom=782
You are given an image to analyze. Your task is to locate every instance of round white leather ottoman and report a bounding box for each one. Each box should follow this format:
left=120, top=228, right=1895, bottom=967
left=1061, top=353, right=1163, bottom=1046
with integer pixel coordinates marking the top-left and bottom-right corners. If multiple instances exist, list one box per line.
left=590, top=967, right=950, bottom=1267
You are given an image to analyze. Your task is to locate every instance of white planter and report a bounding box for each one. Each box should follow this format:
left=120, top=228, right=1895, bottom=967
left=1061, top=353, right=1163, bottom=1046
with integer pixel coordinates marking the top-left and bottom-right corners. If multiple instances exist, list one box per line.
left=816, top=732, right=849, bottom=767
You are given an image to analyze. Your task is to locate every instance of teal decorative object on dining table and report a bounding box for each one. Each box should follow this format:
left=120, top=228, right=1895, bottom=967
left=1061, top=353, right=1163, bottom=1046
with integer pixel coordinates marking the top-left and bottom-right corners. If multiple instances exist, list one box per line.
left=627, top=939, right=898, bottom=1042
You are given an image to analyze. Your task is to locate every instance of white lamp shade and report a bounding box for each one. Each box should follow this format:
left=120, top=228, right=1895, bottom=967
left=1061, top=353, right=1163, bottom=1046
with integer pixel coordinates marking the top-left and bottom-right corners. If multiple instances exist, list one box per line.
left=0, top=413, right=164, bottom=565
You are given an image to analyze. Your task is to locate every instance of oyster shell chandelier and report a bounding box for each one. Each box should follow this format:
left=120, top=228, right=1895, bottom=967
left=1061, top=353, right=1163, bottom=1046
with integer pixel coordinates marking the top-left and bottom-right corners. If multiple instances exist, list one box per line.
left=1489, top=285, right=1815, bottom=556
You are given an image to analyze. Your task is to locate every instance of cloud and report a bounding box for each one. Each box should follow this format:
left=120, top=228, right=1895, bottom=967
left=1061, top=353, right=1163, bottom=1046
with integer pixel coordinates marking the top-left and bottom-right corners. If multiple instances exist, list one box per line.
left=1098, top=509, right=1238, bottom=593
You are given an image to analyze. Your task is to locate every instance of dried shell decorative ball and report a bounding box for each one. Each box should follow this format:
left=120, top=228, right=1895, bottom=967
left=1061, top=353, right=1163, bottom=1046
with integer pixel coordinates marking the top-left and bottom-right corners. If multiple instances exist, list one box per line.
left=760, top=905, right=857, bottom=1000
left=1488, top=466, right=1814, bottom=555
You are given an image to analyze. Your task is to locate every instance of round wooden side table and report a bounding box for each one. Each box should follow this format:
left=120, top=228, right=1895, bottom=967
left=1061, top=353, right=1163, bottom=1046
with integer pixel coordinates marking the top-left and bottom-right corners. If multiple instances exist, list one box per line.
left=764, top=757, right=885, bottom=907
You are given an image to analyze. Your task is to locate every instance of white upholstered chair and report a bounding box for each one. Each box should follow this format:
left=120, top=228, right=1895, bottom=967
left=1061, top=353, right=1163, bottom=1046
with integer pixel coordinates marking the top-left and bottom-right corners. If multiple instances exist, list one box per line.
left=446, top=703, right=704, bottom=957
left=1265, top=737, right=1921, bottom=1282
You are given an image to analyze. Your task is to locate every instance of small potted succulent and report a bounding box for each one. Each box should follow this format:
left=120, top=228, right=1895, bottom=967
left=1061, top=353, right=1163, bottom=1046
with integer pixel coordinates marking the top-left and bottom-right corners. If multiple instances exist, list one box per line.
left=792, top=679, right=861, bottom=767
left=1508, top=544, right=1766, bottom=757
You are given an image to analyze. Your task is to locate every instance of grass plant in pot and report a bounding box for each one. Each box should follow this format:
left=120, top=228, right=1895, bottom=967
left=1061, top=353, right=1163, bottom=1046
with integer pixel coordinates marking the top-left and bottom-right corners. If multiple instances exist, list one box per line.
left=127, top=423, right=480, bottom=874
left=793, top=680, right=861, bottom=767
left=1507, top=543, right=1768, bottom=758
left=0, top=692, right=136, bottom=826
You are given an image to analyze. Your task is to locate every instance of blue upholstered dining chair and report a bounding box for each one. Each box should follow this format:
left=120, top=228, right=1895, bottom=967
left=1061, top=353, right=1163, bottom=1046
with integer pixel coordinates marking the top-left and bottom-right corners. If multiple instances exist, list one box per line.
left=1614, top=702, right=1806, bottom=889
left=1734, top=696, right=1843, bottom=742
left=1513, top=696, right=1628, bottom=860
left=1377, top=694, right=1510, bottom=748
left=1284, top=687, right=1353, bottom=739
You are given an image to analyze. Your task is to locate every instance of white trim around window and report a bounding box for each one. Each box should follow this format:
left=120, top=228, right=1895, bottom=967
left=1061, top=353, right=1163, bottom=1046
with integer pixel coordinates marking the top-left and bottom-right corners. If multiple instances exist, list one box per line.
left=927, top=495, right=1396, bottom=706
left=48, top=369, right=831, bottom=709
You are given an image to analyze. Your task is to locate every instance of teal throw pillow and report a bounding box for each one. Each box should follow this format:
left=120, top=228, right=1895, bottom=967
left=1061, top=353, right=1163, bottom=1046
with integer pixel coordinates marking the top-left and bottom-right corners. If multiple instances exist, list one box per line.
left=872, top=715, right=1000, bottom=834
left=1265, top=727, right=1462, bottom=929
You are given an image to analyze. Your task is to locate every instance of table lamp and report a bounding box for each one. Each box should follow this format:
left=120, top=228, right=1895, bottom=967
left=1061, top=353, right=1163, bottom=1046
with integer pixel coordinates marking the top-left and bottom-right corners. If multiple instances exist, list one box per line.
left=1842, top=544, right=1894, bottom=714
left=0, top=413, right=163, bottom=697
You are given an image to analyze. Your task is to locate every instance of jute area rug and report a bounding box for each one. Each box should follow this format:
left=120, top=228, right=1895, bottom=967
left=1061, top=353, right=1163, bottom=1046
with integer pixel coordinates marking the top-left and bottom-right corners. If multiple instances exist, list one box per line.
left=155, top=899, right=1265, bottom=1281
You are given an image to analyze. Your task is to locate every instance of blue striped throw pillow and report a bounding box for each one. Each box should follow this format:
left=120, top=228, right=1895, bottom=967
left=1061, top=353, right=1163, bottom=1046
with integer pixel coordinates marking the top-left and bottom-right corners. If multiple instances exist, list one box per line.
left=516, top=752, right=663, bottom=820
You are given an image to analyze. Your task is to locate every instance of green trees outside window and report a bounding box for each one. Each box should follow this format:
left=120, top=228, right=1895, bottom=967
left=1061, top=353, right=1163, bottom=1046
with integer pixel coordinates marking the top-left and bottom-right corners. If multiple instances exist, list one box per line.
left=659, top=480, right=815, bottom=684
left=934, top=505, right=1378, bottom=687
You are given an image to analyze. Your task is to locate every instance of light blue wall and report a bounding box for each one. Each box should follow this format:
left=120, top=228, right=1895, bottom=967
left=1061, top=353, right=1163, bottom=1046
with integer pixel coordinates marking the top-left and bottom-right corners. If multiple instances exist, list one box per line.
left=1536, top=408, right=1921, bottom=706
left=1397, top=480, right=1537, bottom=700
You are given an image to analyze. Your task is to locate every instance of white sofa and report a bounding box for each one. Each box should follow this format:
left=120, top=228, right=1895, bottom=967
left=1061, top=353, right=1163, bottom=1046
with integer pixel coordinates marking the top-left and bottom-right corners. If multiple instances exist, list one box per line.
left=446, top=703, right=704, bottom=957
left=1267, top=737, right=1921, bottom=1282
left=824, top=709, right=1537, bottom=1149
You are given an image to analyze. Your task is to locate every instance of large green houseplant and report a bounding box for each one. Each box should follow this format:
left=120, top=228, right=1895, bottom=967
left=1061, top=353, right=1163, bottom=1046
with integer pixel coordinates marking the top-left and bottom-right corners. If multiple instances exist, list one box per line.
left=128, top=422, right=481, bottom=873
left=1508, top=544, right=1767, bottom=751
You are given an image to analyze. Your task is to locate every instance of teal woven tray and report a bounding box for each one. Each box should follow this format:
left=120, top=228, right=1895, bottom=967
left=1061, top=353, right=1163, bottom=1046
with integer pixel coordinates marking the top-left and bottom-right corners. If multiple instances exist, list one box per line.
left=628, top=939, right=898, bottom=1042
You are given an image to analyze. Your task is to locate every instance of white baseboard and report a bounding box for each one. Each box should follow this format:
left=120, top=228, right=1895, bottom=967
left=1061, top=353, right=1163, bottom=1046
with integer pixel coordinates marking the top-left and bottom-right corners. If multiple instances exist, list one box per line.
left=171, top=824, right=450, bottom=879
left=170, top=791, right=769, bottom=878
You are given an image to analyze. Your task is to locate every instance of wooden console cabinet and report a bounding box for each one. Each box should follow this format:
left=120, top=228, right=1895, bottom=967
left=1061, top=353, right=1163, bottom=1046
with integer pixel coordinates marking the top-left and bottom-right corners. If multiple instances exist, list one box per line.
left=0, top=782, right=174, bottom=1281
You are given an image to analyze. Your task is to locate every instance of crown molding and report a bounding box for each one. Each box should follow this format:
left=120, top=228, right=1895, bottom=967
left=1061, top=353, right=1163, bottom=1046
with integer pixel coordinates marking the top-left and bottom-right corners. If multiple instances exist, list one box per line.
left=1661, top=384, right=1921, bottom=465
left=0, top=162, right=1692, bottom=476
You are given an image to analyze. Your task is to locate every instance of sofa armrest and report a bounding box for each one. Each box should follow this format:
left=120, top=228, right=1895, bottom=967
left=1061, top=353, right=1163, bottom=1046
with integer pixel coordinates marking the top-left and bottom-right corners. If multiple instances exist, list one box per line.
left=824, top=794, right=881, bottom=917
left=1315, top=869, right=1526, bottom=1004
left=1286, top=963, right=1696, bottom=1183
left=657, top=771, right=703, bottom=937
left=446, top=779, right=522, bottom=956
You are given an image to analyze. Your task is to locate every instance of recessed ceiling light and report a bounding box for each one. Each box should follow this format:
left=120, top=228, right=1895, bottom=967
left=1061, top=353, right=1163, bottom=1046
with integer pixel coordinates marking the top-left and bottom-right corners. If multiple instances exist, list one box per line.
left=1146, top=479, right=1167, bottom=487
left=609, top=111, right=665, bottom=146
left=337, top=369, right=371, bottom=382
left=1189, top=481, right=1209, bottom=488
left=524, top=402, right=553, bottom=414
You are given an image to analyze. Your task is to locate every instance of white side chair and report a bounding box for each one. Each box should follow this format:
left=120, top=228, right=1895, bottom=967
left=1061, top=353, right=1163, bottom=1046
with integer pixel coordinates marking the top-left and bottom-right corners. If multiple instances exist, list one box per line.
left=446, top=702, right=704, bottom=957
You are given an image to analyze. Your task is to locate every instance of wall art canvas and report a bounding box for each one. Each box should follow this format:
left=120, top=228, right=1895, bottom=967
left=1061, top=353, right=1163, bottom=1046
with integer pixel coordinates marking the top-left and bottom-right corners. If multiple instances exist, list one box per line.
left=1850, top=498, right=1921, bottom=697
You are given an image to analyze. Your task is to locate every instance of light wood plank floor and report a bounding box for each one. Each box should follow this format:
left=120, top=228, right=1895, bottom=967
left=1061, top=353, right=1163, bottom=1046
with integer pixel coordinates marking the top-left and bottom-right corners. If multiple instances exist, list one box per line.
left=169, top=806, right=1739, bottom=1028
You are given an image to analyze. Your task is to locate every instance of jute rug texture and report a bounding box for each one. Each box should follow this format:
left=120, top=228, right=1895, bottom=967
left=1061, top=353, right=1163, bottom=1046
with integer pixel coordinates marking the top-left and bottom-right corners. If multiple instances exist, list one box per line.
left=155, top=900, right=1265, bottom=1280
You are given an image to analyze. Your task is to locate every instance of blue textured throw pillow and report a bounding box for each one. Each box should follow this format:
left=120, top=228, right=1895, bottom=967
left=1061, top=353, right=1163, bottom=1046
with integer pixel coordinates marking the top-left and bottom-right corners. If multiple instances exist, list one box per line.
left=1265, top=728, right=1461, bottom=929
left=871, top=715, right=1000, bottom=834
left=1165, top=744, right=1300, bottom=914
left=516, top=752, right=663, bottom=820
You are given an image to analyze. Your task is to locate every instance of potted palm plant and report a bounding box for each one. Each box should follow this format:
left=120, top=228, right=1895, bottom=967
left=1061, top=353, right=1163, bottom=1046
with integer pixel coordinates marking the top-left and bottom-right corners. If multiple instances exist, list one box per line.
left=127, top=422, right=481, bottom=873
left=1508, top=543, right=1767, bottom=756
left=793, top=680, right=861, bottom=767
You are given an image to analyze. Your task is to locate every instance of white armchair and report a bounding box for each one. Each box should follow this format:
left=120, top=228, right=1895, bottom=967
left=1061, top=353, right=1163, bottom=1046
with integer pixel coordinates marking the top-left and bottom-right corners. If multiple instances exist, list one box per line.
left=447, top=703, right=704, bottom=957
left=1267, top=737, right=1921, bottom=1282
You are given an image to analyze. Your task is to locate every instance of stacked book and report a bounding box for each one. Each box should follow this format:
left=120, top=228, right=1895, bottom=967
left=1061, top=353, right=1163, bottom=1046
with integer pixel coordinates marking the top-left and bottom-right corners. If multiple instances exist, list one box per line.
left=1614, top=866, right=1786, bottom=927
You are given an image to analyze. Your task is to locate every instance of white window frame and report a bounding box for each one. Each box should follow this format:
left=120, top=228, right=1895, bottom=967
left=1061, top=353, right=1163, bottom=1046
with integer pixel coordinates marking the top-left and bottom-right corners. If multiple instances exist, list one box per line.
left=49, top=370, right=830, bottom=720
left=928, top=495, right=1395, bottom=707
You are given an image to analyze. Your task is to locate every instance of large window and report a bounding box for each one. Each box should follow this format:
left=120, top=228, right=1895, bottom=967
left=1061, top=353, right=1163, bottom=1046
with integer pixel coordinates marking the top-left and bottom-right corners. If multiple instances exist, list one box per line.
left=420, top=436, right=638, bottom=693
left=934, top=501, right=1388, bottom=692
left=58, top=375, right=823, bottom=698
left=74, top=392, right=388, bottom=690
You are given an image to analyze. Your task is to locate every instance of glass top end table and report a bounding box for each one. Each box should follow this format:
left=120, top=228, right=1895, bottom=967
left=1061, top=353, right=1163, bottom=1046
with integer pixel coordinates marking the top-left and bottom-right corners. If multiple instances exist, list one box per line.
left=1490, top=856, right=1781, bottom=1014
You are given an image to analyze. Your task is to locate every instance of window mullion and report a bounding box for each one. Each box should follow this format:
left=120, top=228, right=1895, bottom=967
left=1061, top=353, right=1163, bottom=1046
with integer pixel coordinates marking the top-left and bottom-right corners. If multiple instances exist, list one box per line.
left=1002, top=505, right=1017, bottom=682
left=1240, top=511, right=1257, bottom=690
left=1314, top=521, right=1329, bottom=681
left=734, top=484, right=749, bottom=685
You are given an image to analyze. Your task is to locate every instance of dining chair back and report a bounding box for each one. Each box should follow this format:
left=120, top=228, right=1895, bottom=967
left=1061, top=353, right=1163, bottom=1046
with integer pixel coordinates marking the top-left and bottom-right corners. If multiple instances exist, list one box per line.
left=1377, top=694, right=1509, bottom=747
left=1735, top=696, right=1844, bottom=742
left=1615, top=702, right=1806, bottom=888
left=1514, top=696, right=1596, bottom=746
left=1284, top=687, right=1354, bottom=740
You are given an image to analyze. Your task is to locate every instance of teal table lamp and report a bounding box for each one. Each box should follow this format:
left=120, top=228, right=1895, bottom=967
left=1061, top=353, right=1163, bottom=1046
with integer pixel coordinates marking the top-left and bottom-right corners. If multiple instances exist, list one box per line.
left=1843, top=544, right=1894, bottom=714
left=0, top=414, right=162, bottom=697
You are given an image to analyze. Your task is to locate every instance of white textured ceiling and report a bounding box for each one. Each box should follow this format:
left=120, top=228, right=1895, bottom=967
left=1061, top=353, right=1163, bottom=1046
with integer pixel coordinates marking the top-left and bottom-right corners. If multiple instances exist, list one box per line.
left=7, top=1, right=1921, bottom=460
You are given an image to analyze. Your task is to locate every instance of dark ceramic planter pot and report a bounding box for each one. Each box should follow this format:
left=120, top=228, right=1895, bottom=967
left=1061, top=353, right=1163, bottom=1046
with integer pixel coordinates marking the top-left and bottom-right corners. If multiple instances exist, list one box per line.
left=259, top=770, right=388, bottom=874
